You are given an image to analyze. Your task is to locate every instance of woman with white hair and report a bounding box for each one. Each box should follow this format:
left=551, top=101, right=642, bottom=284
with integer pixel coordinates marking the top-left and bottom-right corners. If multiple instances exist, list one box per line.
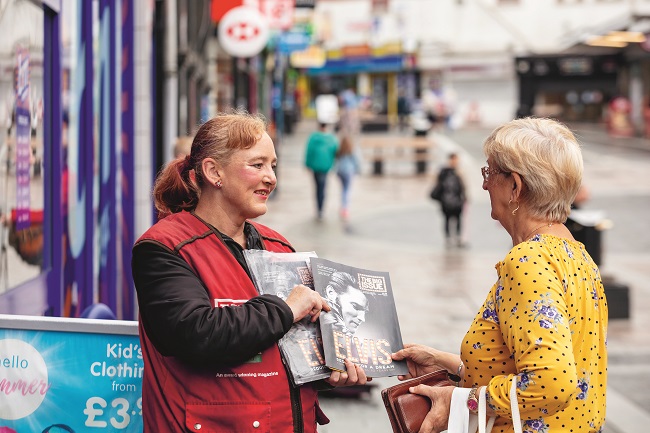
left=392, top=117, right=607, bottom=433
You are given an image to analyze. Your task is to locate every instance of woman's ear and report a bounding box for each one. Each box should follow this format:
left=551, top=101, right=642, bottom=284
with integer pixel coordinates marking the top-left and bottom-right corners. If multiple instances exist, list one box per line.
left=202, top=157, right=221, bottom=186
left=510, top=172, right=524, bottom=201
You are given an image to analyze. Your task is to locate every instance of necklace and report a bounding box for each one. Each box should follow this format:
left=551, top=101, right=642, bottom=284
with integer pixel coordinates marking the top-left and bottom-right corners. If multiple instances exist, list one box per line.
left=523, top=222, right=554, bottom=241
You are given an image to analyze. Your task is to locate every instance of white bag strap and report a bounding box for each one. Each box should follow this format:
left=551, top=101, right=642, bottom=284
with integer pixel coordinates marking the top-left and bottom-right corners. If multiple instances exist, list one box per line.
left=510, top=377, right=523, bottom=433
left=478, top=388, right=496, bottom=433
left=477, top=377, right=523, bottom=433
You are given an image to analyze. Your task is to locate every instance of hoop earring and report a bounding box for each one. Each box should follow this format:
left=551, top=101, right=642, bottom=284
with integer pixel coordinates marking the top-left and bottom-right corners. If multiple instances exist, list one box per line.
left=510, top=199, right=519, bottom=216
left=215, top=180, right=222, bottom=188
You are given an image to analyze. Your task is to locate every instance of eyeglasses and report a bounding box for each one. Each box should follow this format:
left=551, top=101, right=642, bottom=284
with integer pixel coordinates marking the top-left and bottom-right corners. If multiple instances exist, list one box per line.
left=481, top=166, right=507, bottom=182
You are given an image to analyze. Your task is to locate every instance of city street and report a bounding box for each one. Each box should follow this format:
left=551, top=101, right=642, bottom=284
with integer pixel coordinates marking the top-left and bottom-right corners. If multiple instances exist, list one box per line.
left=258, top=120, right=650, bottom=433
left=6, top=1, right=650, bottom=431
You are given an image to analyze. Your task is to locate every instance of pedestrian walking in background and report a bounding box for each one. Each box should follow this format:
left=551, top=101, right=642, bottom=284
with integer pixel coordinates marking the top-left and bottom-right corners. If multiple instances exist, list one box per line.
left=397, top=91, right=411, bottom=132
left=305, top=122, right=339, bottom=220
left=335, top=135, right=360, bottom=221
left=338, top=88, right=361, bottom=137
left=430, top=153, right=466, bottom=247
left=132, top=112, right=367, bottom=432
left=393, top=117, right=607, bottom=433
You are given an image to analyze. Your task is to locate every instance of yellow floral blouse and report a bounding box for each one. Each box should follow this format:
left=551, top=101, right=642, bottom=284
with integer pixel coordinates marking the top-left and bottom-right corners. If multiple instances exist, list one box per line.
left=460, top=234, right=608, bottom=433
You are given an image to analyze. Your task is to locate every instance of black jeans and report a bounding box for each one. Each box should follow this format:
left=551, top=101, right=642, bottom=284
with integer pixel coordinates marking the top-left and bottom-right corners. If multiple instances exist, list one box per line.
left=313, top=171, right=328, bottom=215
left=443, top=210, right=462, bottom=238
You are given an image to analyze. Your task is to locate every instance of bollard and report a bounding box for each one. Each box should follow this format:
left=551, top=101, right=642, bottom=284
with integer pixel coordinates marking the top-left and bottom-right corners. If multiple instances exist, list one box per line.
left=415, top=148, right=428, bottom=174
left=603, top=278, right=630, bottom=319
left=414, top=131, right=429, bottom=175
left=373, top=159, right=383, bottom=176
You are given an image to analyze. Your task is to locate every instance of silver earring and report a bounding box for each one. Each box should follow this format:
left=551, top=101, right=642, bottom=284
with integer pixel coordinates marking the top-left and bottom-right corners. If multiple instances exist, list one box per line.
left=216, top=180, right=222, bottom=188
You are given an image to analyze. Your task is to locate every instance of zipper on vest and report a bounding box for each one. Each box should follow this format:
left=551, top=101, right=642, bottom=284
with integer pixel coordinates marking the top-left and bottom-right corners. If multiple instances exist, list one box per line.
left=280, top=350, right=304, bottom=432
left=290, top=379, right=303, bottom=432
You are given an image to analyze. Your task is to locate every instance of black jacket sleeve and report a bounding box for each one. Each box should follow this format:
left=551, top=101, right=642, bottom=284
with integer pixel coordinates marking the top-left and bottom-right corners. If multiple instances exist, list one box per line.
left=132, top=241, right=294, bottom=367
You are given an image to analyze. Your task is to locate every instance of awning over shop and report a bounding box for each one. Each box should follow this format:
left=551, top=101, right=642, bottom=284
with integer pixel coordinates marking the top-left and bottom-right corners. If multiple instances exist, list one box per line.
left=306, top=55, right=405, bottom=75
left=558, top=14, right=650, bottom=54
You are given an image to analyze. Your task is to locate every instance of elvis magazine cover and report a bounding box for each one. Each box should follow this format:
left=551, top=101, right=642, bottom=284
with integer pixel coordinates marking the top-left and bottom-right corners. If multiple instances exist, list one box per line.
left=243, top=250, right=330, bottom=385
left=310, top=257, right=408, bottom=378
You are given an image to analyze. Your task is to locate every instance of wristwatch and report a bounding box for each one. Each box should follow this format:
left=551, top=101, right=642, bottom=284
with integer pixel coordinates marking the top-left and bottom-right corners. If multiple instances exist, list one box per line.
left=467, top=385, right=479, bottom=413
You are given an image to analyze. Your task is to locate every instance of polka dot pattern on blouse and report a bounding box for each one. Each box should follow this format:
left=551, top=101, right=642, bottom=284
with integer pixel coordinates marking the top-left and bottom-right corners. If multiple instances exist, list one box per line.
left=460, top=234, right=607, bottom=433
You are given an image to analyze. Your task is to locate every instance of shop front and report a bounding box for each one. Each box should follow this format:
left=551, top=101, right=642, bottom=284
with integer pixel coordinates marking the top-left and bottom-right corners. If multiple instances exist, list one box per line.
left=515, top=54, right=621, bottom=124
left=0, top=0, right=142, bottom=320
left=1, top=0, right=60, bottom=315
left=0, top=0, right=46, bottom=298
left=303, top=47, right=416, bottom=131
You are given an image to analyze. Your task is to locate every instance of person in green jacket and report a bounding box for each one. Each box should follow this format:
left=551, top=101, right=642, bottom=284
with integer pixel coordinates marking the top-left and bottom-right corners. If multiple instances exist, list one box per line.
left=305, top=123, right=339, bottom=220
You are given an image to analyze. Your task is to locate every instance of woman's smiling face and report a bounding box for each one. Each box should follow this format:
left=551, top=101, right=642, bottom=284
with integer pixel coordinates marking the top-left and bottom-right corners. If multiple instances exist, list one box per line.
left=218, top=133, right=277, bottom=222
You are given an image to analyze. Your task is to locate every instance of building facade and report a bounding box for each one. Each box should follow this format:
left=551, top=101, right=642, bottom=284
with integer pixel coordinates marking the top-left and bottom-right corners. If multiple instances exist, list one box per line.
left=308, top=0, right=650, bottom=131
left=2, top=0, right=650, bottom=320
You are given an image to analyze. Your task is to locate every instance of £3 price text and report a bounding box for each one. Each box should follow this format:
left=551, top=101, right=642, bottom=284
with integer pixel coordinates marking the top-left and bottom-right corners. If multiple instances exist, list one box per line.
left=83, top=397, right=142, bottom=429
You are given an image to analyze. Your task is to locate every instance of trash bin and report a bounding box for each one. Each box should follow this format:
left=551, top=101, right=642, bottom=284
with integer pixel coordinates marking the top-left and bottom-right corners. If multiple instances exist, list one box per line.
left=372, top=159, right=383, bottom=176
left=411, top=113, right=430, bottom=175
left=413, top=134, right=429, bottom=175
left=602, top=277, right=630, bottom=319
left=415, top=148, right=428, bottom=174
left=567, top=209, right=629, bottom=319
left=565, top=209, right=608, bottom=266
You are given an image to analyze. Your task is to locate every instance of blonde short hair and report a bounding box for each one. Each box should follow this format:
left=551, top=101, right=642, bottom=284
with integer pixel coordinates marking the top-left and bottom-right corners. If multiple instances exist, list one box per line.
left=483, top=117, right=583, bottom=222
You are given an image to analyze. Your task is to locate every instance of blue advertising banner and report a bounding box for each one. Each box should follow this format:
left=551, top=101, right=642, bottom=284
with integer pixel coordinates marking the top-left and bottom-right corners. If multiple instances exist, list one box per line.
left=276, top=31, right=310, bottom=54
left=64, top=0, right=95, bottom=317
left=14, top=46, right=31, bottom=231
left=0, top=315, right=142, bottom=432
left=119, top=0, right=136, bottom=321
left=306, top=55, right=405, bottom=75
left=98, top=0, right=118, bottom=311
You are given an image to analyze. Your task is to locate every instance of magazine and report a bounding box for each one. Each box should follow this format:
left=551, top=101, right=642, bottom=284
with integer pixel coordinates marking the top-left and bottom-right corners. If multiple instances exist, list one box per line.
left=243, top=250, right=330, bottom=386
left=311, top=257, right=408, bottom=378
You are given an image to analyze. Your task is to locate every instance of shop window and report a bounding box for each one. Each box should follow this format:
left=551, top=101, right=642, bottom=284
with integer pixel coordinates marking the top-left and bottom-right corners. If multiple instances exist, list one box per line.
left=0, top=0, right=45, bottom=293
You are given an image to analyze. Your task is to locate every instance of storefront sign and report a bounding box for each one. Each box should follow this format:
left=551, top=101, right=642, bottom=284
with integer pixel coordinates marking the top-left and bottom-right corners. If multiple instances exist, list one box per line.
left=341, top=44, right=371, bottom=58
left=290, top=45, right=326, bottom=68
left=218, top=6, right=270, bottom=58
left=277, top=31, right=311, bottom=53
left=14, top=46, right=31, bottom=231
left=306, top=55, right=404, bottom=75
left=558, top=57, right=592, bottom=75
left=211, top=0, right=243, bottom=23
left=260, top=0, right=294, bottom=30
left=0, top=315, right=142, bottom=432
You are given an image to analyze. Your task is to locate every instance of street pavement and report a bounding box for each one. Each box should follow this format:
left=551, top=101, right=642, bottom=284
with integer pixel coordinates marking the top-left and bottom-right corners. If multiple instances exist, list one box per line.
left=257, top=120, right=650, bottom=433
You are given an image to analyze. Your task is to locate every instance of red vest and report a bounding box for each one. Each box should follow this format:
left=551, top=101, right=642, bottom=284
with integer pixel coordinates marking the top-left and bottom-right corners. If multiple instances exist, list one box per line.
left=136, top=212, right=322, bottom=432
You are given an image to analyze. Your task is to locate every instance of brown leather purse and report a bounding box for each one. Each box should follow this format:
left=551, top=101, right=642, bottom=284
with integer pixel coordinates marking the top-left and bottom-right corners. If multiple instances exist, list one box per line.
left=381, top=370, right=455, bottom=433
